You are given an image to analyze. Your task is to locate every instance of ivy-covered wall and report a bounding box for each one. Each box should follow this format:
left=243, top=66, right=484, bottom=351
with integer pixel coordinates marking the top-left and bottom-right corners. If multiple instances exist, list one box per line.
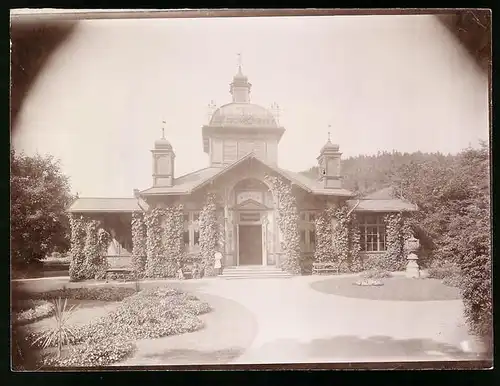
left=314, top=204, right=362, bottom=272
left=68, top=214, right=86, bottom=282
left=144, top=206, right=183, bottom=278
left=359, top=212, right=413, bottom=271
left=199, top=193, right=219, bottom=277
left=265, top=175, right=301, bottom=274
left=68, top=215, right=110, bottom=281
left=131, top=212, right=147, bottom=277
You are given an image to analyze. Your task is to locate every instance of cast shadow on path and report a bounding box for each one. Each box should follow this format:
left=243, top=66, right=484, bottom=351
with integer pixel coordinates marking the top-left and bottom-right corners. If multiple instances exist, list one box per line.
left=238, top=335, right=489, bottom=364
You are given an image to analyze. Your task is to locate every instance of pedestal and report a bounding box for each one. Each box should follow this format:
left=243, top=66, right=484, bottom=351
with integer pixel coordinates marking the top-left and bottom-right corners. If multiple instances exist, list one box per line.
left=406, top=253, right=420, bottom=278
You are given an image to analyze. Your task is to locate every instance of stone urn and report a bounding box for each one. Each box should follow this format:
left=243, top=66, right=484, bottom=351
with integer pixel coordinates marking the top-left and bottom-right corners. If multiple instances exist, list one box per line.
left=405, top=235, right=421, bottom=278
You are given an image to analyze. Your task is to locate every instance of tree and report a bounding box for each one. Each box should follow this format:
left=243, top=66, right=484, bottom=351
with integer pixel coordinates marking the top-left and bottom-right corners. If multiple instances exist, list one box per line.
left=10, top=150, right=73, bottom=266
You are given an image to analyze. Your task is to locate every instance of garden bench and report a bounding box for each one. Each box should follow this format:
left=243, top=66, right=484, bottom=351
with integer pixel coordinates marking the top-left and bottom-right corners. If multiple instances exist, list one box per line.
left=312, top=262, right=342, bottom=275
left=105, top=255, right=135, bottom=282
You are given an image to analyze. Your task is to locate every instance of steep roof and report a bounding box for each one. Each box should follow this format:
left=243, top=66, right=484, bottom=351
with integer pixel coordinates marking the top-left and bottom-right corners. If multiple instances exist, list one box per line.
left=347, top=186, right=418, bottom=213
left=140, top=153, right=354, bottom=197
left=68, top=197, right=149, bottom=213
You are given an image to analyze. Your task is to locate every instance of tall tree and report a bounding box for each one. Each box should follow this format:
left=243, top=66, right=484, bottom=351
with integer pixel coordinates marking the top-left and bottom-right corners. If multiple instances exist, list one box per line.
left=10, top=150, right=73, bottom=266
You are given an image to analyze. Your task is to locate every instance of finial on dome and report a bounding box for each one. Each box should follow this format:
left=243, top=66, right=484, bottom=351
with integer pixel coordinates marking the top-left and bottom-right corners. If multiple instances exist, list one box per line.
left=237, top=52, right=242, bottom=73
left=161, top=120, right=166, bottom=139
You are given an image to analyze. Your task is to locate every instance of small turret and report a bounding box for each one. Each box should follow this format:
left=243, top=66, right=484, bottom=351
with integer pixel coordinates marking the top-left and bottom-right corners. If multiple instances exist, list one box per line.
left=151, top=123, right=175, bottom=187
left=317, top=131, right=342, bottom=189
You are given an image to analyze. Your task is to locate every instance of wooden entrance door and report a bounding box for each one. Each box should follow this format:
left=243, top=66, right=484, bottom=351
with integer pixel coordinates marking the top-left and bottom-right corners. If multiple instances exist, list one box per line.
left=238, top=225, right=262, bottom=265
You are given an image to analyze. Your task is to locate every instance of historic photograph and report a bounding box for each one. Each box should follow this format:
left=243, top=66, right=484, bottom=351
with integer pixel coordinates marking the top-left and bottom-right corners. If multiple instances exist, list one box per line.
left=10, top=9, right=491, bottom=370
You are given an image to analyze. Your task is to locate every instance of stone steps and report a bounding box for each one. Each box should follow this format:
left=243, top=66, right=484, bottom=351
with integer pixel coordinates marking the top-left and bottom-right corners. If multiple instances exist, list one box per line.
left=220, top=265, right=292, bottom=280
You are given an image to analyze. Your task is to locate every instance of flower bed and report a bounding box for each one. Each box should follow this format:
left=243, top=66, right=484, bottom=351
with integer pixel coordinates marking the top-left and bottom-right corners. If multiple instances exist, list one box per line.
left=353, top=279, right=384, bottom=287
left=311, top=276, right=461, bottom=301
left=12, top=300, right=55, bottom=326
left=30, top=285, right=212, bottom=367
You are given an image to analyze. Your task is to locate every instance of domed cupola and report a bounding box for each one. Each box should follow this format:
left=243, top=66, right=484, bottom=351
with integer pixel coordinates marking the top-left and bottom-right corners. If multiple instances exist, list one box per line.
left=201, top=56, right=286, bottom=167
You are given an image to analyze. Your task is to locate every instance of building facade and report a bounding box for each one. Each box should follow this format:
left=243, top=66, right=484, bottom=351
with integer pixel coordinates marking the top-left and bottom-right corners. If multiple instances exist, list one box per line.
left=69, top=65, right=418, bottom=274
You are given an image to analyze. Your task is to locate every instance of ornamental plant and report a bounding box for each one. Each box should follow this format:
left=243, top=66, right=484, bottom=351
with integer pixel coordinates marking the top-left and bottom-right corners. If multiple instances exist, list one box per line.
left=199, top=193, right=218, bottom=277
left=265, top=175, right=301, bottom=274
left=131, top=212, right=147, bottom=277
left=32, top=297, right=78, bottom=359
left=68, top=215, right=87, bottom=282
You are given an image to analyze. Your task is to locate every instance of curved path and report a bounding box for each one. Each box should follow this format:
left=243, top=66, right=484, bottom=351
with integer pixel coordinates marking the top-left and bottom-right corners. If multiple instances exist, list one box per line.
left=13, top=274, right=481, bottom=365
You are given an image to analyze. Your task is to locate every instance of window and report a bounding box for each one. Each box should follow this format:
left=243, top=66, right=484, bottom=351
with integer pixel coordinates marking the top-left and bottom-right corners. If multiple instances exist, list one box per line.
left=183, top=211, right=201, bottom=251
left=299, top=211, right=318, bottom=253
left=359, top=215, right=386, bottom=252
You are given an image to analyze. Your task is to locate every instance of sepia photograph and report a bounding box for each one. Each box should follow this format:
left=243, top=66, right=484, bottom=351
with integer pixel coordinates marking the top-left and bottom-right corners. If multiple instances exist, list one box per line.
left=10, top=9, right=492, bottom=371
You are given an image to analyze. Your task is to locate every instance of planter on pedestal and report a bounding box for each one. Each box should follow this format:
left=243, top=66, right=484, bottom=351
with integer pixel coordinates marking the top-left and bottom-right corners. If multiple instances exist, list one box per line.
left=405, top=235, right=420, bottom=278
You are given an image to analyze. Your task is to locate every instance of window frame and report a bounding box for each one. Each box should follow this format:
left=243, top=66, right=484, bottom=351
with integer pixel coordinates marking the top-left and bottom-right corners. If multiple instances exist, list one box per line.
left=183, top=211, right=201, bottom=252
left=359, top=214, right=387, bottom=252
left=299, top=211, right=318, bottom=253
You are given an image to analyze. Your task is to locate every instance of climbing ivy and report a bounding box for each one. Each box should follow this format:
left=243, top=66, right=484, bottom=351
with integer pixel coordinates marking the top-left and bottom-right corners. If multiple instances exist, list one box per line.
left=68, top=214, right=86, bottom=282
left=314, top=207, right=336, bottom=263
left=162, top=205, right=184, bottom=277
left=95, top=227, right=110, bottom=280
left=383, top=212, right=407, bottom=271
left=131, top=212, right=147, bottom=278
left=332, top=205, right=350, bottom=271
left=265, top=175, right=301, bottom=275
left=348, top=214, right=363, bottom=272
left=199, top=193, right=218, bottom=277
left=145, top=208, right=166, bottom=278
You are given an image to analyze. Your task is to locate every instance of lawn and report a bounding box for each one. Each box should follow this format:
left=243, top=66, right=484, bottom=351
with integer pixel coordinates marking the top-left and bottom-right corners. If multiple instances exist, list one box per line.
left=12, top=285, right=212, bottom=369
left=310, top=276, right=461, bottom=301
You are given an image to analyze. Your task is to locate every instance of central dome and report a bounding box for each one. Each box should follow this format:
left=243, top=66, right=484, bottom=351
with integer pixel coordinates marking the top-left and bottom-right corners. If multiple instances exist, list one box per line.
left=209, top=102, right=278, bottom=128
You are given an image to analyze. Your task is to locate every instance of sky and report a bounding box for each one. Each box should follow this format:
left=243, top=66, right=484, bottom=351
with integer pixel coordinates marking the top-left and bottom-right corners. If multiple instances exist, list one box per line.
left=12, top=14, right=489, bottom=197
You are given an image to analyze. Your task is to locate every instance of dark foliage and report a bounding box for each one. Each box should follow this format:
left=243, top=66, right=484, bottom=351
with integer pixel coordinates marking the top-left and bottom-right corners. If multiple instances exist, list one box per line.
left=11, top=150, right=74, bottom=266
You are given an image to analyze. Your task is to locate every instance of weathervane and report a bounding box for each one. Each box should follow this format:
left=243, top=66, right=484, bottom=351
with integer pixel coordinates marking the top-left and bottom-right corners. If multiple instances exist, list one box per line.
left=327, top=125, right=332, bottom=142
left=237, top=52, right=242, bottom=71
left=161, top=120, right=166, bottom=139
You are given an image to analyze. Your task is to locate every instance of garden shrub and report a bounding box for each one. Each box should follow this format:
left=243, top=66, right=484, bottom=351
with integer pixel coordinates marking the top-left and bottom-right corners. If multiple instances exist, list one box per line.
left=442, top=273, right=462, bottom=288
left=25, top=287, right=136, bottom=302
left=427, top=263, right=460, bottom=280
left=360, top=269, right=393, bottom=279
left=12, top=300, right=55, bottom=325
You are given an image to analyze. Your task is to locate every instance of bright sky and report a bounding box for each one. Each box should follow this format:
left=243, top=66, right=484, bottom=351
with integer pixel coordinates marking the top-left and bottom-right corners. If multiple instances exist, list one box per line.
left=12, top=15, right=489, bottom=197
